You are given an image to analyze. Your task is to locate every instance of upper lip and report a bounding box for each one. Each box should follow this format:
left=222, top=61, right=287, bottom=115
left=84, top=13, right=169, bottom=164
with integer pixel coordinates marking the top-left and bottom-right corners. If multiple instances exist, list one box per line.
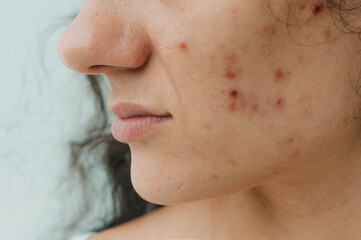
left=109, top=102, right=172, bottom=119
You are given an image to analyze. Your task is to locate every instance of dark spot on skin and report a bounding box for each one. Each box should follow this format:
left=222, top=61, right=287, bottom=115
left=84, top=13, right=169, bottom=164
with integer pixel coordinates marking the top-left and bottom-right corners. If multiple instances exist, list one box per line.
left=230, top=90, right=239, bottom=98
left=275, top=69, right=284, bottom=80
left=228, top=89, right=247, bottom=111
left=313, top=4, right=324, bottom=15
left=179, top=43, right=187, bottom=50
left=300, top=4, right=306, bottom=10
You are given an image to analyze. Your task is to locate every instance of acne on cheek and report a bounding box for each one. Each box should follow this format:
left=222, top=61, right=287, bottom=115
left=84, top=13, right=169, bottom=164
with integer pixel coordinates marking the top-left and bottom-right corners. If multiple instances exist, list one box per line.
left=225, top=68, right=291, bottom=113
left=223, top=53, right=242, bottom=80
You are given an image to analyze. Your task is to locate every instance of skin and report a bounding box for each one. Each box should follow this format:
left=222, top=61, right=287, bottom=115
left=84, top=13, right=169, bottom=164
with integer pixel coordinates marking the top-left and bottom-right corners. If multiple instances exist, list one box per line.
left=58, top=0, right=361, bottom=239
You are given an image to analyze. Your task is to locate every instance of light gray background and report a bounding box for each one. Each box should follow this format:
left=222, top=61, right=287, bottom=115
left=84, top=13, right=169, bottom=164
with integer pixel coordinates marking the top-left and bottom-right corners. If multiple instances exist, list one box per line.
left=1, top=1, right=114, bottom=239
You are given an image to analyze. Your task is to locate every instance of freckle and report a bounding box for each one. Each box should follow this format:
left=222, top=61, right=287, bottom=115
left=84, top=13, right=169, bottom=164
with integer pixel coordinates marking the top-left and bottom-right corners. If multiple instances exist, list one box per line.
left=179, top=43, right=187, bottom=50
left=287, top=137, right=294, bottom=144
left=300, top=4, right=306, bottom=10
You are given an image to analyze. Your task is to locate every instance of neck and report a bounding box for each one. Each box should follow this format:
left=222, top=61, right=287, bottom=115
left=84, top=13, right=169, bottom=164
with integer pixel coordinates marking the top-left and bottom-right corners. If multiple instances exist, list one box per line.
left=164, top=135, right=361, bottom=239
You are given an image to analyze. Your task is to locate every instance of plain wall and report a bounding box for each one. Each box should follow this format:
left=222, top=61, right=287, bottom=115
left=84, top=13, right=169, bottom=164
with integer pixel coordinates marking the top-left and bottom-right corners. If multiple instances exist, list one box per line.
left=1, top=1, right=113, bottom=239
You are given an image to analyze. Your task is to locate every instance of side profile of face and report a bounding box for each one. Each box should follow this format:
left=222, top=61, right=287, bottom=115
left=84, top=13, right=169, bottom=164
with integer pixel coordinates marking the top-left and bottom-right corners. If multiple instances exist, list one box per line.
left=58, top=0, right=361, bottom=205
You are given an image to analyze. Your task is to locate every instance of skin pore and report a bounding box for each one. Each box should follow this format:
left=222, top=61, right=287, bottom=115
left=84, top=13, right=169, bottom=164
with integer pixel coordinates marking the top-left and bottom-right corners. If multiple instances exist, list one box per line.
left=58, top=0, right=361, bottom=239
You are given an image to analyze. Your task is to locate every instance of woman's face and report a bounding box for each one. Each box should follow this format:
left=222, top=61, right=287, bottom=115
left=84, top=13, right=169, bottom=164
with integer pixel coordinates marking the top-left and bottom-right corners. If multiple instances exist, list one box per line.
left=59, top=0, right=361, bottom=205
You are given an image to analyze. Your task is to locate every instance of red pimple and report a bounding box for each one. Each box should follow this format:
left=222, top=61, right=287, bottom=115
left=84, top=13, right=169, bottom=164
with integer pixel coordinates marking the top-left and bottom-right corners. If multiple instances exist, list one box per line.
left=179, top=43, right=187, bottom=49
left=225, top=71, right=236, bottom=79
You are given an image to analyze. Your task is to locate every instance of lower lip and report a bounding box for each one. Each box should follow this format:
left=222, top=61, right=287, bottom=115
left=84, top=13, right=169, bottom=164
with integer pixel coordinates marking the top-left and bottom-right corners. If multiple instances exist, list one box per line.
left=111, top=115, right=172, bottom=143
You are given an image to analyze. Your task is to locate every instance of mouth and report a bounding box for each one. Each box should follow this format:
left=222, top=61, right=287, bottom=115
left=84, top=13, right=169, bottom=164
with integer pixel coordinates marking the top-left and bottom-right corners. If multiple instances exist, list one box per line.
left=108, top=102, right=172, bottom=142
left=111, top=115, right=172, bottom=143
left=109, top=102, right=172, bottom=119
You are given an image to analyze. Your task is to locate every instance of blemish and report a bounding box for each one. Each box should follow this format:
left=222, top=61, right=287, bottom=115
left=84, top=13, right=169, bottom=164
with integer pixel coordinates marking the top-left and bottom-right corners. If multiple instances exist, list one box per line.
left=225, top=70, right=236, bottom=79
left=299, top=4, right=306, bottom=11
left=228, top=89, right=247, bottom=111
left=287, top=137, right=295, bottom=144
left=274, top=97, right=284, bottom=109
left=230, top=90, right=239, bottom=98
left=179, top=43, right=187, bottom=50
left=223, top=53, right=241, bottom=79
left=313, top=3, right=324, bottom=15
left=275, top=69, right=284, bottom=80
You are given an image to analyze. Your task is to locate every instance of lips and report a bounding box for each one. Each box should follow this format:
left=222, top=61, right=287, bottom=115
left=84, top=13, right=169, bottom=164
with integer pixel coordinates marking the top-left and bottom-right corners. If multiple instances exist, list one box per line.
left=109, top=102, right=172, bottom=119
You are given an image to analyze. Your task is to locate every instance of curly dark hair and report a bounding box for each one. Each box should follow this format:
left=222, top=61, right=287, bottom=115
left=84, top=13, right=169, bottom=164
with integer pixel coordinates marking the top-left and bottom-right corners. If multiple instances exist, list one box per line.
left=57, top=0, right=361, bottom=237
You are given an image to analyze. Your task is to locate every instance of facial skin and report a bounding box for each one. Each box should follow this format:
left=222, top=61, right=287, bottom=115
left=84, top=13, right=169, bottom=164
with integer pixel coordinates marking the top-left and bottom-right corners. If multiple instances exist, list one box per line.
left=59, top=0, right=361, bottom=239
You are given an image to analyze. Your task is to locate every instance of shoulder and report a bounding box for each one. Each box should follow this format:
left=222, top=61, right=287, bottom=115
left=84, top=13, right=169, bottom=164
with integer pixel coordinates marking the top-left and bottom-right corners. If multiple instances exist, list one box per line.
left=89, top=206, right=172, bottom=240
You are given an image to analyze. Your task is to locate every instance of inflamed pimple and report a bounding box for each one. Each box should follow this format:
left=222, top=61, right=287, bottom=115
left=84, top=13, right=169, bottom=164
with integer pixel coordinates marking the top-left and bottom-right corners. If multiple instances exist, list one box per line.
left=274, top=68, right=291, bottom=82
left=223, top=53, right=242, bottom=79
left=179, top=43, right=187, bottom=50
left=228, top=89, right=247, bottom=111
left=275, top=97, right=285, bottom=109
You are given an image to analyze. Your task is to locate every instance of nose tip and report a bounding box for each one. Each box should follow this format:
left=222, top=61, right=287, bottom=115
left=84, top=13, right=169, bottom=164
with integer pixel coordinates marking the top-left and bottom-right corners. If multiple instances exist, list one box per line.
left=57, top=7, right=152, bottom=75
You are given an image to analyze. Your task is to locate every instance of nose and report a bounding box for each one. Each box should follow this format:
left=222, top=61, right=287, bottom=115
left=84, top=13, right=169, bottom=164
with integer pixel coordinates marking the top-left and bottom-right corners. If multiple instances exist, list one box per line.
left=58, top=1, right=152, bottom=75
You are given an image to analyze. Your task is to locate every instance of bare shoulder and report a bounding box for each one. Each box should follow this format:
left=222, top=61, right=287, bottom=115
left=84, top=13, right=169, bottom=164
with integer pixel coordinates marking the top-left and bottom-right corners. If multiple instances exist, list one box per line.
left=89, top=206, right=172, bottom=240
